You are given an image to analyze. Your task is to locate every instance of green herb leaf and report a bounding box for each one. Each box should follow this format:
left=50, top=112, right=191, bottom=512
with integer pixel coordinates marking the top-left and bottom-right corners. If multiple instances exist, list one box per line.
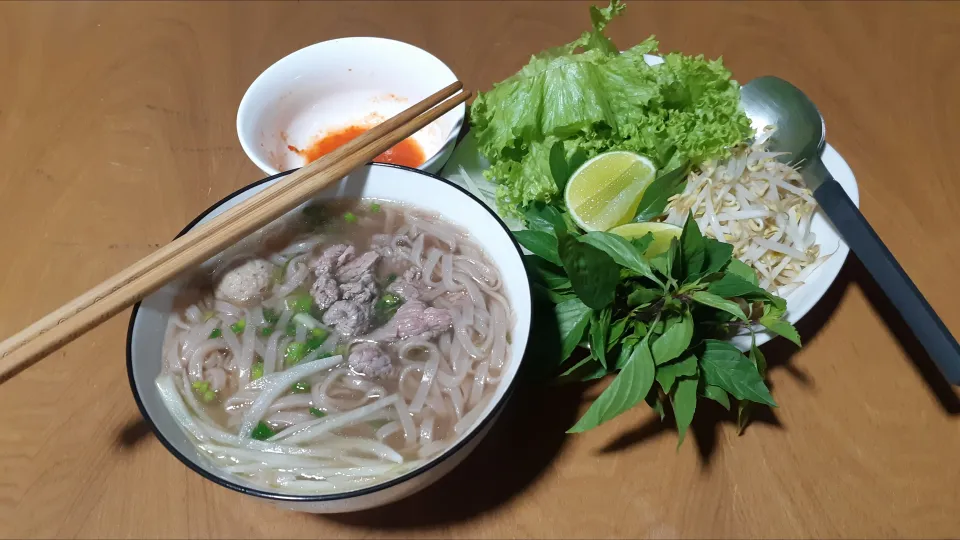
left=568, top=334, right=656, bottom=433
left=633, top=163, right=689, bottom=222
left=651, top=237, right=679, bottom=279
left=579, top=231, right=661, bottom=284
left=651, top=311, right=693, bottom=365
left=725, top=258, right=759, bottom=285
left=737, top=401, right=752, bottom=434
left=559, top=233, right=619, bottom=309
left=690, top=291, right=748, bottom=321
left=706, top=273, right=764, bottom=297
left=630, top=233, right=654, bottom=256
left=556, top=298, right=593, bottom=362
left=589, top=308, right=612, bottom=369
left=549, top=139, right=569, bottom=192
left=627, top=286, right=661, bottom=307
left=645, top=392, right=666, bottom=420
left=680, top=213, right=705, bottom=278
left=700, top=340, right=776, bottom=406
left=749, top=333, right=768, bottom=376
left=655, top=353, right=698, bottom=393
left=700, top=238, right=734, bottom=277
left=309, top=407, right=326, bottom=418
left=568, top=148, right=589, bottom=176
left=759, top=316, right=801, bottom=347
left=607, top=317, right=629, bottom=350
left=672, top=375, right=698, bottom=446
left=515, top=230, right=561, bottom=266
left=524, top=202, right=568, bottom=235
left=525, top=255, right=570, bottom=290
left=702, top=385, right=730, bottom=410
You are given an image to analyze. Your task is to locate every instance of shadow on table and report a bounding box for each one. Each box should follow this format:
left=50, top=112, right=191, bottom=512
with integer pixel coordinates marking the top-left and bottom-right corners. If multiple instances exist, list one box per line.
left=324, top=381, right=582, bottom=529
left=594, top=257, right=960, bottom=466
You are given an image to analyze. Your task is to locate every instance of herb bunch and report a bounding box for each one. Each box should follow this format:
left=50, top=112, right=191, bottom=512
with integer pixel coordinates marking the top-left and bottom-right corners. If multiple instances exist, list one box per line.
left=518, top=199, right=801, bottom=443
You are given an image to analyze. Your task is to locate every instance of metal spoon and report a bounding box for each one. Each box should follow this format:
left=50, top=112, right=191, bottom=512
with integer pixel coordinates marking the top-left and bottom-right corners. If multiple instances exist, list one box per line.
left=740, top=76, right=960, bottom=384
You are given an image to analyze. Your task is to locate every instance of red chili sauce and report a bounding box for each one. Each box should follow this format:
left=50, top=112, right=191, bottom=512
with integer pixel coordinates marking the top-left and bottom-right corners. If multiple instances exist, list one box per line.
left=288, top=125, right=426, bottom=168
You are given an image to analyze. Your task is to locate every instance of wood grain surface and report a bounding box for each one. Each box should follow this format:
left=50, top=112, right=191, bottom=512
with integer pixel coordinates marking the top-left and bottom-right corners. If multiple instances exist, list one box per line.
left=1, top=1, right=959, bottom=538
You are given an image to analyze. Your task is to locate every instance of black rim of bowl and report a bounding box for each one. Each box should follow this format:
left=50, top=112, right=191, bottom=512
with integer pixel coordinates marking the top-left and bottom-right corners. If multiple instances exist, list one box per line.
left=125, top=162, right=531, bottom=503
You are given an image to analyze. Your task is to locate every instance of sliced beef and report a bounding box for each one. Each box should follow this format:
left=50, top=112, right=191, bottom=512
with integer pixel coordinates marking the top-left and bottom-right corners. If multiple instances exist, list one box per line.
left=347, top=343, right=393, bottom=379
left=364, top=300, right=452, bottom=342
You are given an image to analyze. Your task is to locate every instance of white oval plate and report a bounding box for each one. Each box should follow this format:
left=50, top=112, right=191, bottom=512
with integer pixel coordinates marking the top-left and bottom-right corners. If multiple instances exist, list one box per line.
left=440, top=132, right=859, bottom=351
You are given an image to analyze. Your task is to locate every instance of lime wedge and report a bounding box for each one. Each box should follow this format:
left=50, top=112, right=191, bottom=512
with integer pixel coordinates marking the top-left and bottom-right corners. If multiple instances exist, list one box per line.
left=608, top=222, right=682, bottom=258
left=564, top=151, right=657, bottom=232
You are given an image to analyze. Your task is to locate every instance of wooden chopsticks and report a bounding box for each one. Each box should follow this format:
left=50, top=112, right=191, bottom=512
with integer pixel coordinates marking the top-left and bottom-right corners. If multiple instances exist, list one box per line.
left=0, top=81, right=470, bottom=383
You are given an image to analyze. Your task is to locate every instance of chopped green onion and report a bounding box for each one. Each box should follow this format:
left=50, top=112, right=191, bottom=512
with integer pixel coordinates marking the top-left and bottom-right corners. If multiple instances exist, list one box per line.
left=285, top=342, right=308, bottom=366
left=191, top=381, right=210, bottom=391
left=292, top=312, right=321, bottom=329
left=370, top=203, right=381, bottom=213
left=251, top=360, right=264, bottom=381
left=305, top=328, right=330, bottom=352
left=385, top=273, right=398, bottom=285
left=309, top=407, right=326, bottom=418
left=250, top=421, right=275, bottom=441
left=231, top=319, right=246, bottom=333
left=291, top=381, right=310, bottom=393
left=202, top=390, right=216, bottom=402
left=285, top=292, right=313, bottom=314
left=285, top=324, right=297, bottom=337
left=260, top=326, right=274, bottom=337
left=263, top=308, right=280, bottom=324
left=343, top=212, right=357, bottom=223
left=208, top=328, right=222, bottom=339
left=381, top=292, right=401, bottom=307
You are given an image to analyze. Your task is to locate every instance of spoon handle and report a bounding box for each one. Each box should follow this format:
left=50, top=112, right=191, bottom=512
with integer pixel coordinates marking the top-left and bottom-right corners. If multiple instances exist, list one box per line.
left=814, top=177, right=960, bottom=384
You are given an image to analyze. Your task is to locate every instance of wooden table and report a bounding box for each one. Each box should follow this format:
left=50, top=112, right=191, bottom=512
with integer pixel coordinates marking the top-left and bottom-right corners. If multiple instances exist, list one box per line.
left=1, top=1, right=959, bottom=538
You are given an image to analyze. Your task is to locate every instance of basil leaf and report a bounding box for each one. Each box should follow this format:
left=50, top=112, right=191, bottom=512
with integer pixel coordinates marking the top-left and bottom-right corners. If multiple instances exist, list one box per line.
left=549, top=140, right=569, bottom=192
left=613, top=339, right=636, bottom=370
left=750, top=333, right=767, bottom=376
left=607, top=317, right=629, bottom=350
left=680, top=213, right=705, bottom=278
left=737, top=401, right=752, bottom=434
left=673, top=376, right=699, bottom=446
left=633, top=162, right=689, bottom=222
left=706, top=273, right=764, bottom=297
left=631, top=233, right=654, bottom=256
left=651, top=311, right=693, bottom=365
left=556, top=299, right=592, bottom=362
left=645, top=392, right=666, bottom=420
left=525, top=255, right=569, bottom=290
left=568, top=148, right=589, bottom=176
left=700, top=238, right=734, bottom=277
left=725, top=258, right=758, bottom=285
left=700, top=340, right=776, bottom=406
left=568, top=335, right=656, bottom=433
left=759, top=316, right=801, bottom=347
left=579, top=232, right=660, bottom=284
left=559, top=355, right=604, bottom=380
left=703, top=385, right=731, bottom=410
left=536, top=284, right=578, bottom=304
left=524, top=202, right=567, bottom=235
left=655, top=353, right=698, bottom=393
left=690, top=291, right=748, bottom=321
left=515, top=230, right=561, bottom=266
left=627, top=286, right=661, bottom=307
left=651, top=237, right=679, bottom=279
left=589, top=309, right=612, bottom=369
left=559, top=233, right=619, bottom=310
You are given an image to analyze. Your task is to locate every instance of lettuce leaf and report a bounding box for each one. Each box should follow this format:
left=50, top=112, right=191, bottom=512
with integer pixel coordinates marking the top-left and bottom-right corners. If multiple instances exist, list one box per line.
left=470, top=0, right=752, bottom=216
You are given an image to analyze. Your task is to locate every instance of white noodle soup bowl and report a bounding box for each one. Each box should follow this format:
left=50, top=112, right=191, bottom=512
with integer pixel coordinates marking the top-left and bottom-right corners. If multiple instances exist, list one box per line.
left=237, top=37, right=465, bottom=176
left=127, top=164, right=532, bottom=513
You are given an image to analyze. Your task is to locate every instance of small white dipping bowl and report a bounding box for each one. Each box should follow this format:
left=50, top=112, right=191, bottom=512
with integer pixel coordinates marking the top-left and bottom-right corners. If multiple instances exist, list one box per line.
left=126, top=164, right=531, bottom=513
left=237, top=37, right=465, bottom=176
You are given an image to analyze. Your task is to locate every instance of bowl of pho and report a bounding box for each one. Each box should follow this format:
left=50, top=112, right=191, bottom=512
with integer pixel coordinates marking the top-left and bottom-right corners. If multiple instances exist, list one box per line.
left=126, top=163, right=532, bottom=513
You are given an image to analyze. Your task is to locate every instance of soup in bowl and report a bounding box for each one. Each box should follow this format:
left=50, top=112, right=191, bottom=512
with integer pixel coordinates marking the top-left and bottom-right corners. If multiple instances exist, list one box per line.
left=127, top=164, right=531, bottom=513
